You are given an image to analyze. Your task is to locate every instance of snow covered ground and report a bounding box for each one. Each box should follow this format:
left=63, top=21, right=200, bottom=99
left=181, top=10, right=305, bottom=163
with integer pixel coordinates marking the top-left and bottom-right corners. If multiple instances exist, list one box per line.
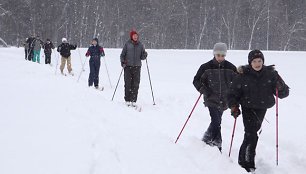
left=0, top=48, right=305, bottom=174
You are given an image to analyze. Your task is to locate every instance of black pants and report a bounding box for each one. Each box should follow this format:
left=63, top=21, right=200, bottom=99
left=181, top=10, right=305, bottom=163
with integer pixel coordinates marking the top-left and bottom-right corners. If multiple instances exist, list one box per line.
left=88, top=58, right=101, bottom=87
left=25, top=49, right=28, bottom=60
left=28, top=49, right=33, bottom=61
left=202, top=107, right=223, bottom=148
left=239, top=107, right=267, bottom=169
left=124, top=66, right=141, bottom=102
left=45, top=53, right=51, bottom=64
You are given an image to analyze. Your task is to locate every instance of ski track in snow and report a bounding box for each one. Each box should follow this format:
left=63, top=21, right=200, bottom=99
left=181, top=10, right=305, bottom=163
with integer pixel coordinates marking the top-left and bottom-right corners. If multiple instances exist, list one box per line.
left=0, top=48, right=305, bottom=174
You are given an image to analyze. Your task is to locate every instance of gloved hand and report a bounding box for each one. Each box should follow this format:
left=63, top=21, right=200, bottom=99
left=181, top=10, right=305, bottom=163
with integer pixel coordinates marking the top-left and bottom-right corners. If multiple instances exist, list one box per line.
left=121, top=61, right=126, bottom=68
left=230, top=106, right=241, bottom=118
left=199, top=86, right=206, bottom=94
left=143, top=51, right=148, bottom=59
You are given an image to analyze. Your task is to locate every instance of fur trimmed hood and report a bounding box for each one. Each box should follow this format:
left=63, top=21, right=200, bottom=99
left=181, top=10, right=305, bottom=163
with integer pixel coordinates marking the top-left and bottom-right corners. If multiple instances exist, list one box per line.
left=237, top=65, right=275, bottom=74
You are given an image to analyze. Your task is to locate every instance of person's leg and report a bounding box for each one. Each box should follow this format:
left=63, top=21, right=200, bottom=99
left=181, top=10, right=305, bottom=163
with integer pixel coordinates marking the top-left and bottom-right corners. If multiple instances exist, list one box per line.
left=239, top=107, right=266, bottom=171
left=32, top=50, right=37, bottom=62
left=60, top=57, right=66, bottom=73
left=124, top=67, right=133, bottom=102
left=67, top=56, right=72, bottom=73
left=25, top=49, right=28, bottom=60
left=88, top=60, right=95, bottom=86
left=37, top=50, right=41, bottom=63
left=94, top=59, right=101, bottom=87
left=203, top=107, right=223, bottom=147
left=131, top=66, right=141, bottom=102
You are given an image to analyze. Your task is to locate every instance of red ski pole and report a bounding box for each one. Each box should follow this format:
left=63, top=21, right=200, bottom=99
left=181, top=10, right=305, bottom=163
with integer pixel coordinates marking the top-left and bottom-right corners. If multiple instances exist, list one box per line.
left=276, top=88, right=279, bottom=166
left=175, top=94, right=202, bottom=144
left=228, top=117, right=237, bottom=157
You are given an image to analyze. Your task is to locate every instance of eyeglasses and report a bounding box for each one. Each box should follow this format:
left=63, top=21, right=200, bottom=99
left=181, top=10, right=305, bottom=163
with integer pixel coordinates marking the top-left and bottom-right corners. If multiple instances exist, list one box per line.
left=216, top=54, right=226, bottom=57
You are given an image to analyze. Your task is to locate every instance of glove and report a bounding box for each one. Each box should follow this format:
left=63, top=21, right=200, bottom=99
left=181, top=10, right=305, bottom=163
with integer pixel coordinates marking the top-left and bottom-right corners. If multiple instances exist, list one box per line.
left=143, top=51, right=148, bottom=59
left=230, top=106, right=241, bottom=118
left=121, top=61, right=126, bottom=68
left=199, top=86, right=206, bottom=94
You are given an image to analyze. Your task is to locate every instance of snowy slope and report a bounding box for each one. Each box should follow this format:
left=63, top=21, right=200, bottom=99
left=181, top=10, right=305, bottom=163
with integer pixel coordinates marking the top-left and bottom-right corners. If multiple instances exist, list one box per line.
left=0, top=48, right=305, bottom=174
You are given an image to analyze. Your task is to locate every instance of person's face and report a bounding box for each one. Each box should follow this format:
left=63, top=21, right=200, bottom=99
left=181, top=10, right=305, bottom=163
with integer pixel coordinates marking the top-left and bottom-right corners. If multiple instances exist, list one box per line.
left=251, top=58, right=264, bottom=71
left=215, top=54, right=225, bottom=63
left=132, top=34, right=138, bottom=42
left=92, top=40, right=97, bottom=46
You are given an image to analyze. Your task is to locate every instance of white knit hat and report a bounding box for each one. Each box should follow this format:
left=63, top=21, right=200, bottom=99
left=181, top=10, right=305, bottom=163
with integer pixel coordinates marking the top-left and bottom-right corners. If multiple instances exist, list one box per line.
left=213, top=42, right=227, bottom=55
left=62, top=38, right=67, bottom=43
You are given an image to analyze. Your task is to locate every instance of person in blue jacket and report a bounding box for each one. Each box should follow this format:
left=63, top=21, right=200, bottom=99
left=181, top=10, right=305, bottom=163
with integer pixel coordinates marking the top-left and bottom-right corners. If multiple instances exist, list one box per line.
left=85, top=38, right=105, bottom=89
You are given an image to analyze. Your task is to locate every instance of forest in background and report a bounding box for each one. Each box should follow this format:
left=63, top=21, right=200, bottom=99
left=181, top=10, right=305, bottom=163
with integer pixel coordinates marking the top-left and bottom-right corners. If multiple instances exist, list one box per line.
left=0, top=0, right=305, bottom=50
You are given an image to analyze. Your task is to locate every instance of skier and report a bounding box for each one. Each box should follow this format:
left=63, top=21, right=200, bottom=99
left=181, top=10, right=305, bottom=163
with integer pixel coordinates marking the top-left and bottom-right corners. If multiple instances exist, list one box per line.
left=43, top=38, right=55, bottom=65
left=26, top=36, right=35, bottom=61
left=227, top=50, right=289, bottom=173
left=193, top=42, right=237, bottom=151
left=32, top=36, right=43, bottom=63
left=120, top=30, right=147, bottom=107
left=23, top=38, right=29, bottom=60
left=57, top=38, right=77, bottom=75
left=85, top=38, right=105, bottom=89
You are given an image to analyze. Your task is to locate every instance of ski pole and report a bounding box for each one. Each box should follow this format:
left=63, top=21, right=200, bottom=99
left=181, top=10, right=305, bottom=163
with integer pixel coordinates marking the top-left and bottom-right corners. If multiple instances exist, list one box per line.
left=103, top=56, right=113, bottom=88
left=276, top=88, right=279, bottom=166
left=77, top=56, right=87, bottom=82
left=145, top=58, right=156, bottom=105
left=54, top=52, right=60, bottom=75
left=77, top=48, right=85, bottom=71
left=229, top=117, right=237, bottom=157
left=175, top=94, right=202, bottom=144
left=111, top=68, right=124, bottom=101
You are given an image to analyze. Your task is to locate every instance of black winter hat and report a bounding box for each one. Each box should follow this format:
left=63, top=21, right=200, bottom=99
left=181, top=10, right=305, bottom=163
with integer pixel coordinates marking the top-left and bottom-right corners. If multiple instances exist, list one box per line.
left=93, top=38, right=99, bottom=44
left=248, top=49, right=264, bottom=64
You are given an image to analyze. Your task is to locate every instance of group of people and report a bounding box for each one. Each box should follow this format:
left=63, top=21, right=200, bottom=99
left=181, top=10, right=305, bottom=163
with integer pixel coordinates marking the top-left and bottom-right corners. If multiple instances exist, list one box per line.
left=23, top=30, right=147, bottom=106
left=193, top=43, right=290, bottom=173
left=23, top=31, right=290, bottom=173
left=23, top=36, right=55, bottom=64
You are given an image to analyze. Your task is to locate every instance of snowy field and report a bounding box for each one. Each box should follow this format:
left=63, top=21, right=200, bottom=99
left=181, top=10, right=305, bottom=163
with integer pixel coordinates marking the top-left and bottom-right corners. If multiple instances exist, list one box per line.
left=0, top=48, right=305, bottom=174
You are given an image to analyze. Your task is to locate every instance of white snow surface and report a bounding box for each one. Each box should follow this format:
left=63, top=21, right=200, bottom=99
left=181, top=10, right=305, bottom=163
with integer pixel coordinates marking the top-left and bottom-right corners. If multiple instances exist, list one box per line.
left=0, top=48, right=305, bottom=174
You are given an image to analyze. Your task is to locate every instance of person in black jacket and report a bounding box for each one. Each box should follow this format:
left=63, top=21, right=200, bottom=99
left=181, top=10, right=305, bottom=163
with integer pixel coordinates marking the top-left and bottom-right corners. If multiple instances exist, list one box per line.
left=120, top=30, right=147, bottom=107
left=193, top=43, right=237, bottom=151
left=57, top=38, right=77, bottom=75
left=43, top=39, right=55, bottom=65
left=227, top=50, right=289, bottom=173
left=26, top=36, right=35, bottom=61
left=85, top=38, right=105, bottom=89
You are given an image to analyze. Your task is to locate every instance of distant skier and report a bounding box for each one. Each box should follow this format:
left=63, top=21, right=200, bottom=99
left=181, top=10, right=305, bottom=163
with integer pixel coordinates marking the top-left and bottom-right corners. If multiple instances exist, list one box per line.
left=57, top=38, right=77, bottom=75
left=23, top=38, right=29, bottom=60
left=26, top=36, right=35, bottom=61
left=32, top=36, right=43, bottom=63
left=120, top=30, right=147, bottom=107
left=227, top=50, right=289, bottom=173
left=85, top=38, right=105, bottom=89
left=193, top=43, right=237, bottom=152
left=43, top=38, right=55, bottom=65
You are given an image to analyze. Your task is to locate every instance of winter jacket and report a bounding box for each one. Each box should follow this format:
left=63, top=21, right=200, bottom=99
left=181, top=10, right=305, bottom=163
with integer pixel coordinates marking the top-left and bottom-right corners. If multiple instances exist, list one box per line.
left=85, top=45, right=105, bottom=61
left=120, top=40, right=147, bottom=66
left=227, top=65, right=289, bottom=109
left=33, top=39, right=43, bottom=51
left=43, top=42, right=55, bottom=54
left=57, top=43, right=77, bottom=58
left=193, top=58, right=237, bottom=110
left=27, top=37, right=35, bottom=50
left=23, top=39, right=29, bottom=50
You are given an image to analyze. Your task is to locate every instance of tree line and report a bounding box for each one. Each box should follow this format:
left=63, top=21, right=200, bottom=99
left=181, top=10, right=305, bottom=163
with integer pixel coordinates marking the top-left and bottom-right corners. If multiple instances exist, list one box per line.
left=0, top=0, right=305, bottom=51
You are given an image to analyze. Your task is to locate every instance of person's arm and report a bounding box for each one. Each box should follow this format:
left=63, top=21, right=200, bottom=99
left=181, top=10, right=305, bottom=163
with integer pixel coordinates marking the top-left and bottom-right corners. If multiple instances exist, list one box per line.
left=57, top=44, right=61, bottom=52
left=140, top=44, right=147, bottom=60
left=100, top=47, right=105, bottom=57
left=70, top=44, right=77, bottom=50
left=272, top=71, right=289, bottom=99
left=120, top=43, right=127, bottom=63
left=227, top=75, right=242, bottom=108
left=193, top=64, right=211, bottom=95
left=85, top=47, right=91, bottom=57
left=51, top=42, right=55, bottom=49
